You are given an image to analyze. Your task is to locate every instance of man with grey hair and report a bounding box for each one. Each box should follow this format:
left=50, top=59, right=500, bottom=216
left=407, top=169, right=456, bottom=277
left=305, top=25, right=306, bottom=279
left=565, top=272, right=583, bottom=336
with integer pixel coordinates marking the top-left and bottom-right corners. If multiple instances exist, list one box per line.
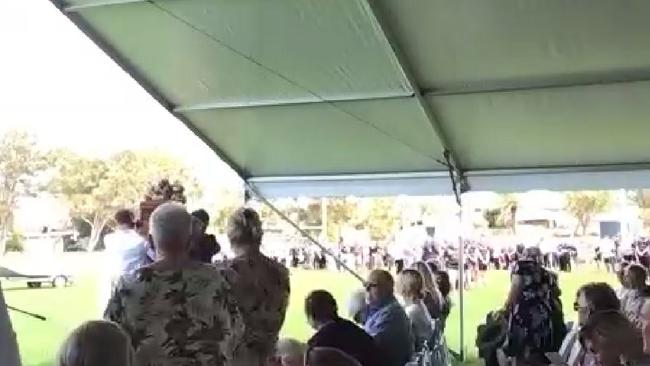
left=148, top=202, right=192, bottom=256
left=105, top=202, right=245, bottom=366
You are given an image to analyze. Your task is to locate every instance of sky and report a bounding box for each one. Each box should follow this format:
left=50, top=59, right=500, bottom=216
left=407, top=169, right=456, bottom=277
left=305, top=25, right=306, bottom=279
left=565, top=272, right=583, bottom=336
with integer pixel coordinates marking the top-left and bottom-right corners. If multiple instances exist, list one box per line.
left=0, top=1, right=241, bottom=190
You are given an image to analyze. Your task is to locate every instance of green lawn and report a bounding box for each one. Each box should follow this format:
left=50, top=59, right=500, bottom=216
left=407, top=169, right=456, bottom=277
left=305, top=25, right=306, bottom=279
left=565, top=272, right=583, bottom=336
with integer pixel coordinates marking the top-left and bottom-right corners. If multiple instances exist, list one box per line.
left=5, top=266, right=617, bottom=366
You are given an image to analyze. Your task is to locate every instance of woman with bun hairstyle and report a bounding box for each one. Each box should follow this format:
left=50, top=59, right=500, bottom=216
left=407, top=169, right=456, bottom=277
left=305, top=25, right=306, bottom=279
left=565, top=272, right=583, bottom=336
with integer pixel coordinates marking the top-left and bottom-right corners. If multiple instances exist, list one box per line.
left=221, top=207, right=291, bottom=366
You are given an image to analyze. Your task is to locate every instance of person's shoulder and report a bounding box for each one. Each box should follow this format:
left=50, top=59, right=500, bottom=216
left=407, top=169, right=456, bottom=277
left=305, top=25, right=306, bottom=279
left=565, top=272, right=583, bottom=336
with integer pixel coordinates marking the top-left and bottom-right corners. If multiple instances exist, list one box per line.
left=513, top=259, right=534, bottom=272
left=260, top=254, right=290, bottom=278
left=192, top=262, right=228, bottom=278
left=385, top=300, right=409, bottom=319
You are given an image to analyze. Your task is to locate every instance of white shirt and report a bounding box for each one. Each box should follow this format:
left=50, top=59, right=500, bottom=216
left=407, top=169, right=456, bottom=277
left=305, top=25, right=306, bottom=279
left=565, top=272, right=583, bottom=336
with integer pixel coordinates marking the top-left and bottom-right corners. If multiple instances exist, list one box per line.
left=104, top=228, right=147, bottom=276
left=600, top=238, right=616, bottom=258
left=0, top=282, right=21, bottom=366
left=99, top=228, right=146, bottom=316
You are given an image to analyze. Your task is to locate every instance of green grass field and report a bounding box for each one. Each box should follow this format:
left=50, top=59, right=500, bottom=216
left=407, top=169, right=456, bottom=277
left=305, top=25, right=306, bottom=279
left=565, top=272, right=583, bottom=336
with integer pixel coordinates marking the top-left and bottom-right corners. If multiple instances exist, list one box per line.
left=5, top=266, right=617, bottom=366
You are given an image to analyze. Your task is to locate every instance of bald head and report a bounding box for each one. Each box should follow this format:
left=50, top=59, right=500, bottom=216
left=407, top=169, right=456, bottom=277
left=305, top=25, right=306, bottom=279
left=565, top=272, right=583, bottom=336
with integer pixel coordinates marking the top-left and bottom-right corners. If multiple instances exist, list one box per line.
left=366, top=270, right=394, bottom=304
left=368, top=270, right=394, bottom=289
left=149, top=202, right=191, bottom=256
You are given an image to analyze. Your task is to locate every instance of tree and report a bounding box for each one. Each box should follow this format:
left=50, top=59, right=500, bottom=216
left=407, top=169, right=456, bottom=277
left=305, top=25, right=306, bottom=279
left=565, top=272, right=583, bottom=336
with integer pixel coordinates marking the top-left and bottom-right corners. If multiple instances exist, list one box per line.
left=565, top=191, right=612, bottom=236
left=48, top=149, right=200, bottom=249
left=629, top=189, right=650, bottom=229
left=210, top=187, right=244, bottom=233
left=364, top=197, right=399, bottom=242
left=0, top=130, right=46, bottom=253
left=325, top=198, right=358, bottom=242
left=498, top=194, right=519, bottom=234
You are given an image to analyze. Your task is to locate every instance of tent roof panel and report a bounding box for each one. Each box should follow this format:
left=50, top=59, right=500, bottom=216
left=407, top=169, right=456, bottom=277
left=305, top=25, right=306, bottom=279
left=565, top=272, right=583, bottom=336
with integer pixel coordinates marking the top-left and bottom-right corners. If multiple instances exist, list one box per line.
left=375, top=0, right=650, bottom=91
left=71, top=0, right=412, bottom=108
left=184, top=97, right=445, bottom=177
left=431, top=81, right=650, bottom=170
left=51, top=0, right=650, bottom=197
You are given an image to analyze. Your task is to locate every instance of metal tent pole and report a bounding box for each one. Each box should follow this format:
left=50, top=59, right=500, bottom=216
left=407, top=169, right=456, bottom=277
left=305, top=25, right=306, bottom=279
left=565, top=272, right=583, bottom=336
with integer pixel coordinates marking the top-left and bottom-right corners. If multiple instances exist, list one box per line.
left=457, top=201, right=466, bottom=361
left=245, top=185, right=366, bottom=284
left=443, top=150, right=468, bottom=362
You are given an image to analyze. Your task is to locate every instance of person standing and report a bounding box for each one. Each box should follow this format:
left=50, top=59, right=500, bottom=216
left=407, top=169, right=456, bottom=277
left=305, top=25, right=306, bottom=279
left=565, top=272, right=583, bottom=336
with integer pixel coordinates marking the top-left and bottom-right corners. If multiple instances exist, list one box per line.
left=104, top=203, right=244, bottom=366
left=503, top=247, right=561, bottom=365
left=188, top=209, right=220, bottom=263
left=392, top=225, right=412, bottom=274
left=363, top=270, right=412, bottom=366
left=305, top=290, right=379, bottom=366
left=601, top=236, right=617, bottom=273
left=220, top=207, right=291, bottom=366
left=98, top=209, right=147, bottom=315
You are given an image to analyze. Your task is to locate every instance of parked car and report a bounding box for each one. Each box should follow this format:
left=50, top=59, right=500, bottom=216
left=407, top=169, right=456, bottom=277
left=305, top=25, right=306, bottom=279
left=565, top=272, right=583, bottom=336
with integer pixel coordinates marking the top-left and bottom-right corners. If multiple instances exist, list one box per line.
left=0, top=263, right=73, bottom=289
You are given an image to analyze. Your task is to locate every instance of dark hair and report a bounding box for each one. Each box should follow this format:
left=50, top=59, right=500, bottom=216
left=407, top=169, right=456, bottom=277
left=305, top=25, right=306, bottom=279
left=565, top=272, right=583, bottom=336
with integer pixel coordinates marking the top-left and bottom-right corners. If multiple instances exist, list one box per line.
left=114, top=209, right=135, bottom=228
left=577, top=282, right=620, bottom=312
left=191, top=209, right=210, bottom=225
left=436, top=270, right=451, bottom=298
left=579, top=310, right=644, bottom=366
left=627, top=264, right=648, bottom=290
left=427, top=261, right=440, bottom=273
left=305, top=290, right=338, bottom=322
left=618, top=262, right=631, bottom=286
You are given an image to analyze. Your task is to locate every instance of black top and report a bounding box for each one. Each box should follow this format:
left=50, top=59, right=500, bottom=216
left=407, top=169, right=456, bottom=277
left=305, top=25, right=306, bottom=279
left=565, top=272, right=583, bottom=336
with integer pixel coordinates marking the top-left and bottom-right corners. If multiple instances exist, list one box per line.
left=307, top=317, right=380, bottom=366
left=189, top=234, right=220, bottom=263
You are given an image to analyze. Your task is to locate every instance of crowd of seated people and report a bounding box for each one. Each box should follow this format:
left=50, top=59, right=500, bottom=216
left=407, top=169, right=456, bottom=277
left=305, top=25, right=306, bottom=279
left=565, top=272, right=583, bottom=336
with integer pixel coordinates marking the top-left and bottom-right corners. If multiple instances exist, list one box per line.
left=475, top=244, right=650, bottom=366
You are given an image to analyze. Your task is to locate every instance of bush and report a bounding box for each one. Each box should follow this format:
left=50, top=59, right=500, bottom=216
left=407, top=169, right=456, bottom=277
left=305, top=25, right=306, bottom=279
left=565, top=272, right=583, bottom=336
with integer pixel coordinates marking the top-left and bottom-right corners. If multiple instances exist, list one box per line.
left=5, top=231, right=24, bottom=253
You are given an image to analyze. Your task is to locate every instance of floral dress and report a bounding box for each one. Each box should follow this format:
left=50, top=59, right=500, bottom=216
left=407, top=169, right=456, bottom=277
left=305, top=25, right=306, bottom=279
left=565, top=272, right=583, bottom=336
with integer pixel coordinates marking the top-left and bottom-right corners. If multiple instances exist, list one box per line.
left=220, top=253, right=290, bottom=366
left=621, top=289, right=649, bottom=330
left=505, top=260, right=555, bottom=360
left=104, top=263, right=244, bottom=366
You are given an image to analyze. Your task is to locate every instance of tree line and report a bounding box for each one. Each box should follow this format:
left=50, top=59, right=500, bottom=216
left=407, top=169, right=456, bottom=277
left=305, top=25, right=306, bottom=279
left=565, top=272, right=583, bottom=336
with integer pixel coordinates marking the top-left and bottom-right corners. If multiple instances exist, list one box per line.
left=0, top=130, right=200, bottom=252
left=1, top=129, right=648, bottom=254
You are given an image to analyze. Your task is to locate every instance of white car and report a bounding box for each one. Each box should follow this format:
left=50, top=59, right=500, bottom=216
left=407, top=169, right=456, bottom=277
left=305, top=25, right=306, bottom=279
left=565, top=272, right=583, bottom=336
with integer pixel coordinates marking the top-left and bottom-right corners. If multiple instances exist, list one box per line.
left=0, top=263, right=73, bottom=288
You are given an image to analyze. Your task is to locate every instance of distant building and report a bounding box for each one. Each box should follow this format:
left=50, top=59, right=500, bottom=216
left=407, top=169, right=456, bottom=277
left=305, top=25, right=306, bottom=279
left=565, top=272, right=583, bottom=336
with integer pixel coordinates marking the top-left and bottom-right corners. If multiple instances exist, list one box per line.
left=13, top=193, right=70, bottom=234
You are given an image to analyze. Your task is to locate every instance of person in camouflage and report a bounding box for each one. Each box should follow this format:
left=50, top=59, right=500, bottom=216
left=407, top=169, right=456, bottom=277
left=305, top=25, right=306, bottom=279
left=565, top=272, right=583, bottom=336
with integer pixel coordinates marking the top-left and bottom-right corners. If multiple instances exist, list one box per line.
left=105, top=202, right=244, bottom=366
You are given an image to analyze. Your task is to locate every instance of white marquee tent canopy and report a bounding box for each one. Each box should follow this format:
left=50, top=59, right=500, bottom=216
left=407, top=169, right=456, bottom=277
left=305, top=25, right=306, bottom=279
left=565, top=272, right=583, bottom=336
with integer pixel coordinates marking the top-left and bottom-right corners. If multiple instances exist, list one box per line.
left=51, top=0, right=650, bottom=198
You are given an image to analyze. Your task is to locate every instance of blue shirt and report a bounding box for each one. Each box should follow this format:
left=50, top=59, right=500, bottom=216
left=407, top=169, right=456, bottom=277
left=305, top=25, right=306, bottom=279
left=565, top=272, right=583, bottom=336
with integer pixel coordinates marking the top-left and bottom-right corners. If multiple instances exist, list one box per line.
left=364, top=297, right=413, bottom=366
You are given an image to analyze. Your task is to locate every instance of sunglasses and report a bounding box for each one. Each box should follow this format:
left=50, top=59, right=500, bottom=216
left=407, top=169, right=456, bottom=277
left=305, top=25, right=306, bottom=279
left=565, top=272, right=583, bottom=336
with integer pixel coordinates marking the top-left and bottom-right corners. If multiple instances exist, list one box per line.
left=573, top=302, right=589, bottom=312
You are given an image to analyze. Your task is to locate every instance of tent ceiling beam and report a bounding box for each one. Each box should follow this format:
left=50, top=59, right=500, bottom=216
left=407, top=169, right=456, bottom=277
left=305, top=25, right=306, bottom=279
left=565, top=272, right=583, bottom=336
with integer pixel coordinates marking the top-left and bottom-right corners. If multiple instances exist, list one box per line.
left=424, top=68, right=650, bottom=97
left=173, top=91, right=414, bottom=113
left=361, top=0, right=465, bottom=174
left=248, top=162, right=650, bottom=198
left=248, top=162, right=650, bottom=184
left=63, top=0, right=143, bottom=12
